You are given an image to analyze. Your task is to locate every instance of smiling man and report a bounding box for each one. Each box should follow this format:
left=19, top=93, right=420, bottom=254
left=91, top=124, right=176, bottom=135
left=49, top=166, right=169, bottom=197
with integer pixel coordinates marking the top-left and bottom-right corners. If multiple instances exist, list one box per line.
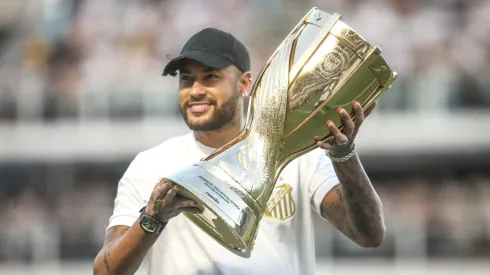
left=93, top=28, right=386, bottom=275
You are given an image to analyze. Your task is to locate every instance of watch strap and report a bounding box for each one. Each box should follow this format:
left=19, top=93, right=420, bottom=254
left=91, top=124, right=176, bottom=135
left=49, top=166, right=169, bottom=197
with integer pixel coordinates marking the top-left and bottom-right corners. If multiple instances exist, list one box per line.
left=138, top=206, right=166, bottom=234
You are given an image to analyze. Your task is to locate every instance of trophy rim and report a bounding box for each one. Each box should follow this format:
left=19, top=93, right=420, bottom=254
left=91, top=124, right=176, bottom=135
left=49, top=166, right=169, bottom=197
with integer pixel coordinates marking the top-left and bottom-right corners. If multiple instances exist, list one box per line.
left=183, top=211, right=254, bottom=258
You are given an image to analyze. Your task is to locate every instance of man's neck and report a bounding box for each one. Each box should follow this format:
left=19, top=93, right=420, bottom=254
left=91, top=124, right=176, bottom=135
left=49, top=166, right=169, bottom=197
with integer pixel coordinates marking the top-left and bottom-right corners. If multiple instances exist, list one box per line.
left=193, top=120, right=244, bottom=149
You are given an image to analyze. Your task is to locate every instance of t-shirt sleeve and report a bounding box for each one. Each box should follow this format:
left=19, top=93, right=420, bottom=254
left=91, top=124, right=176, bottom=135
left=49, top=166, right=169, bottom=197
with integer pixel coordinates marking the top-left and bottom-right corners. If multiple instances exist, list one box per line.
left=106, top=153, right=152, bottom=230
left=305, top=148, right=340, bottom=216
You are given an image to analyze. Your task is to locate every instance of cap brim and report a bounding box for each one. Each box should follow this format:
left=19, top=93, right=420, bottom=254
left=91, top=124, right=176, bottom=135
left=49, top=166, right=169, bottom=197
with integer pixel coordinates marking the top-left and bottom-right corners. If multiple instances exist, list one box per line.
left=162, top=50, right=233, bottom=76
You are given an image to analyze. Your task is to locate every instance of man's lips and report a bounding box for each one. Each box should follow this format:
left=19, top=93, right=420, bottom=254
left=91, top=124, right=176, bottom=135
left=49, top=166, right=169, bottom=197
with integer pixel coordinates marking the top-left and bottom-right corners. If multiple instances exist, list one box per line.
left=188, top=102, right=212, bottom=114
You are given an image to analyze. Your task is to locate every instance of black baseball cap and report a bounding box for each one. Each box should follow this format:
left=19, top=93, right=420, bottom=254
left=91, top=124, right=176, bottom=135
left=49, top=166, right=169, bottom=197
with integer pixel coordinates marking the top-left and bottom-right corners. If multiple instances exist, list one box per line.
left=162, top=28, right=250, bottom=76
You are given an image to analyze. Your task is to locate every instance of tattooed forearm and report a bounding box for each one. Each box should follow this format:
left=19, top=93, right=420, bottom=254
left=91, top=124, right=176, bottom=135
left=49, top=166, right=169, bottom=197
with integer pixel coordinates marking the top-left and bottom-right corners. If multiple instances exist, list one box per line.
left=103, top=242, right=113, bottom=272
left=94, top=221, right=159, bottom=275
left=321, top=186, right=356, bottom=241
left=102, top=226, right=129, bottom=273
left=324, top=153, right=385, bottom=247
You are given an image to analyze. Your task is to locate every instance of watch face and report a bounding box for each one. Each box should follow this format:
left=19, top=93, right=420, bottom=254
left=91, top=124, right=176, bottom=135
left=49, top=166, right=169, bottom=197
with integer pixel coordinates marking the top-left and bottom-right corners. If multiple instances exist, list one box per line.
left=141, top=217, right=158, bottom=233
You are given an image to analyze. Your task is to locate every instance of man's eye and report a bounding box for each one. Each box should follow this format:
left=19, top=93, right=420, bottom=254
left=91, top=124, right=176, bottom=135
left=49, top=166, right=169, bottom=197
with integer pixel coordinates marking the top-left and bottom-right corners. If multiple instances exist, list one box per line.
left=206, top=74, right=218, bottom=79
left=180, top=76, right=192, bottom=81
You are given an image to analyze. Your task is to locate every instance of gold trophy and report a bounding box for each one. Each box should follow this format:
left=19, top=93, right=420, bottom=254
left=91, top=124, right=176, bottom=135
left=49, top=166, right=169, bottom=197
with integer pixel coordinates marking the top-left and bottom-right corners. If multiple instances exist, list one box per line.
left=166, top=8, right=397, bottom=257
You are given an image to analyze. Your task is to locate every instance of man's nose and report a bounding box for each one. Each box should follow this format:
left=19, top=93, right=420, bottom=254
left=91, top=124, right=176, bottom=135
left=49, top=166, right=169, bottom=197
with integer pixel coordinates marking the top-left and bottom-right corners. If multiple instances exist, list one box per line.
left=189, top=81, right=207, bottom=97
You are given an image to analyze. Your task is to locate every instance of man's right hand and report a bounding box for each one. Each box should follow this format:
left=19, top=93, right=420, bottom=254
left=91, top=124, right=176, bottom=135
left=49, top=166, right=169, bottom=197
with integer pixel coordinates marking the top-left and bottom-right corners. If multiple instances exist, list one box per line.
left=146, top=178, right=203, bottom=223
left=94, top=179, right=203, bottom=275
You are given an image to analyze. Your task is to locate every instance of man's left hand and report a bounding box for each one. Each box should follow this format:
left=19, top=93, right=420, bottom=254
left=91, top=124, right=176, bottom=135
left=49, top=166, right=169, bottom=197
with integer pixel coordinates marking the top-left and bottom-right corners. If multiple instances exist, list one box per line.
left=314, top=101, right=377, bottom=157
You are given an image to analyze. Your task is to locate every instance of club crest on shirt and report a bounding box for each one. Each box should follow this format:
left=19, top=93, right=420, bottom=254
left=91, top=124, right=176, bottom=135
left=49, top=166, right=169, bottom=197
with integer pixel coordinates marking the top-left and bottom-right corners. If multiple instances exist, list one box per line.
left=264, top=178, right=296, bottom=221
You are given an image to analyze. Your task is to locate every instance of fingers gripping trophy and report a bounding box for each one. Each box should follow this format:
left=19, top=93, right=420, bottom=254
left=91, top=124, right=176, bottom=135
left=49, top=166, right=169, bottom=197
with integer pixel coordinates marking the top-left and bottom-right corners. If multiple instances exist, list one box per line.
left=165, top=8, right=398, bottom=257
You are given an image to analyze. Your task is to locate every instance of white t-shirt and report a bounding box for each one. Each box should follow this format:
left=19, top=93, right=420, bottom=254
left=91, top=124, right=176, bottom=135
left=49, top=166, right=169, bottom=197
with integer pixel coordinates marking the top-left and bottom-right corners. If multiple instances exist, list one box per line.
left=108, top=132, right=339, bottom=275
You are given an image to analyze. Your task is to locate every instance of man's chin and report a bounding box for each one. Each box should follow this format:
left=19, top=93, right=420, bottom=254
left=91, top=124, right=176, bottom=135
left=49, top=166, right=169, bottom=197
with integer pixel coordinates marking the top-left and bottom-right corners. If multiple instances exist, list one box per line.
left=185, top=116, right=214, bottom=131
left=186, top=111, right=212, bottom=122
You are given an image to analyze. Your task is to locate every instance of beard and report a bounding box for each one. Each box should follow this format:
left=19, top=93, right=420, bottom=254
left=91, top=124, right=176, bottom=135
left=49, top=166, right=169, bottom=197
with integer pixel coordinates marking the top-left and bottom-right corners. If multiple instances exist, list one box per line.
left=180, top=92, right=240, bottom=131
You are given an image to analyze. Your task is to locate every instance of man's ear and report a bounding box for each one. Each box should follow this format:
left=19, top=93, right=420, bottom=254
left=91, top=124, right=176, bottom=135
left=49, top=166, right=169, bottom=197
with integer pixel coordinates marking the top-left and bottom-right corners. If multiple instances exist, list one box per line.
left=238, top=71, right=252, bottom=97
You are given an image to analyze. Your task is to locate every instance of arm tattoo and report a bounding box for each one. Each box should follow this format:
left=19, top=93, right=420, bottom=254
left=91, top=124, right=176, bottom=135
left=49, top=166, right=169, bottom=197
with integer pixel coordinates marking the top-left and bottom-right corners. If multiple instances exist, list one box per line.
left=323, top=154, right=384, bottom=245
left=104, top=241, right=114, bottom=272
left=321, top=186, right=356, bottom=241
left=336, top=189, right=343, bottom=203
left=103, top=226, right=129, bottom=273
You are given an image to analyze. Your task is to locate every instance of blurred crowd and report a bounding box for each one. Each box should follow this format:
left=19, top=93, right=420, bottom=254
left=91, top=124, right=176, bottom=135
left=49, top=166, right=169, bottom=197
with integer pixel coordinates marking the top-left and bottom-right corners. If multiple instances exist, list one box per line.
left=0, top=0, right=490, bottom=267
left=0, top=0, right=489, bottom=122
left=0, top=163, right=489, bottom=263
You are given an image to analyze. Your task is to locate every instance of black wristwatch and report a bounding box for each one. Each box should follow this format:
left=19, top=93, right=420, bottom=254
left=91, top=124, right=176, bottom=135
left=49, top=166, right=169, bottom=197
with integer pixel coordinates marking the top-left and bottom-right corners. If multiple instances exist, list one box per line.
left=138, top=206, right=166, bottom=234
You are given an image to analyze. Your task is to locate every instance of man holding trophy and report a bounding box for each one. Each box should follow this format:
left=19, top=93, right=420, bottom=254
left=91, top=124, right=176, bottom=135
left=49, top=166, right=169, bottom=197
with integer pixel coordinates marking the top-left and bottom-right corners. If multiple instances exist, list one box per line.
left=94, top=8, right=396, bottom=275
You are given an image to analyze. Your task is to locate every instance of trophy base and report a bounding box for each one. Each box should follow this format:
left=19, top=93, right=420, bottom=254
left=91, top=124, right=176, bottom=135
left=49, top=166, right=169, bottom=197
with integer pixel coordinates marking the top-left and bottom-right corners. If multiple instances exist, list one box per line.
left=165, top=164, right=260, bottom=258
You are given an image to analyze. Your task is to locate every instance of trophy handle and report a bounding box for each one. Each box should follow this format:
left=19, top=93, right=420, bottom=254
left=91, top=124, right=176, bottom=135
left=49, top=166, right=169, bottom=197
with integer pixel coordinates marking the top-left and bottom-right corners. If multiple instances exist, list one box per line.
left=203, top=8, right=336, bottom=161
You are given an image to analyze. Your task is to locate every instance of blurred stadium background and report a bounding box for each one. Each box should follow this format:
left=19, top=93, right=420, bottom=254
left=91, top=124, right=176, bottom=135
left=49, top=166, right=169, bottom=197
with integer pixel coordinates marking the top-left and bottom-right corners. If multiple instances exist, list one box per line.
left=0, top=0, right=489, bottom=274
